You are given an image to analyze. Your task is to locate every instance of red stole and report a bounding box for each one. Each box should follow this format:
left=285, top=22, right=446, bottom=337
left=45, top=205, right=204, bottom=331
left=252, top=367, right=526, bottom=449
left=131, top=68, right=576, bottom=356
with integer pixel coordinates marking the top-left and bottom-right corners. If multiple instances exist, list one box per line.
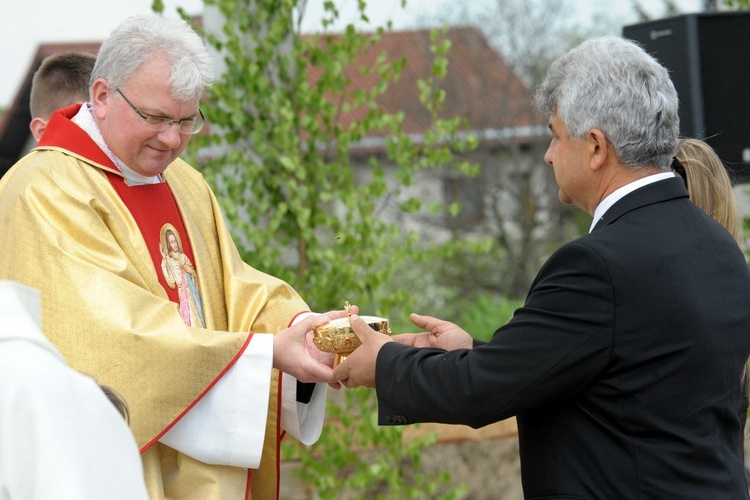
left=39, top=104, right=200, bottom=316
left=107, top=176, right=199, bottom=308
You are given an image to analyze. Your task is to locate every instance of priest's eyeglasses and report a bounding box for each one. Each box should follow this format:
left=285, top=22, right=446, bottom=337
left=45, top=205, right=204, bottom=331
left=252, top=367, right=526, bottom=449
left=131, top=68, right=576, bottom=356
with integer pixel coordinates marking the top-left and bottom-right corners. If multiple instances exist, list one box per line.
left=116, top=89, right=205, bottom=135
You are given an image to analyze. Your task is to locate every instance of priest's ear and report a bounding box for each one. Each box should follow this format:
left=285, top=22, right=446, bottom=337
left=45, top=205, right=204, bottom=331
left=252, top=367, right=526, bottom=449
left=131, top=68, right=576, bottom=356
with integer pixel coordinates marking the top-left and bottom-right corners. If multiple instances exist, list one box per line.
left=90, top=78, right=111, bottom=120
left=29, top=117, right=48, bottom=143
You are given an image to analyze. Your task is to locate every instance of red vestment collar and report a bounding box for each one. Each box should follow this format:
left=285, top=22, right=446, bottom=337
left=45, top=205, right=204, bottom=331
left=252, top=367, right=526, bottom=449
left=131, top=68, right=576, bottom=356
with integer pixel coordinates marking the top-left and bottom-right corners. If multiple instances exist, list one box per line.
left=37, top=103, right=120, bottom=174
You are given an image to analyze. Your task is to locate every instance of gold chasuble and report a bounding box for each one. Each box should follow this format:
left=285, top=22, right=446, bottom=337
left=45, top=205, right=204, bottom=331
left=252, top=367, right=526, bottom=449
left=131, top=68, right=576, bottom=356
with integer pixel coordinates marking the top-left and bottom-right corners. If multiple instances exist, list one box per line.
left=0, top=104, right=309, bottom=499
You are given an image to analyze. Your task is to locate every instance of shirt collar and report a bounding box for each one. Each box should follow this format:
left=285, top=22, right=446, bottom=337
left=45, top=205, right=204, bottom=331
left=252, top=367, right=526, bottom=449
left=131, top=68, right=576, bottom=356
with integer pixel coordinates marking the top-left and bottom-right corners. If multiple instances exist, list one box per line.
left=72, top=103, right=162, bottom=186
left=589, top=171, right=677, bottom=233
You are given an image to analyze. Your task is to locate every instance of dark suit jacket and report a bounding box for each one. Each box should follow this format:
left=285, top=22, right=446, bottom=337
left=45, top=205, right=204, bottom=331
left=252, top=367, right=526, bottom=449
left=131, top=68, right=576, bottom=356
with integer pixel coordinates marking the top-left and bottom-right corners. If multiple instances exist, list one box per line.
left=376, top=178, right=750, bottom=498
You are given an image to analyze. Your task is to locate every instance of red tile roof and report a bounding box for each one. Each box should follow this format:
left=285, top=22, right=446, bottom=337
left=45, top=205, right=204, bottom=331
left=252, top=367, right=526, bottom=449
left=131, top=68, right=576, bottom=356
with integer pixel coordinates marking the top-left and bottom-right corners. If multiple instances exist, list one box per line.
left=306, top=26, right=542, bottom=137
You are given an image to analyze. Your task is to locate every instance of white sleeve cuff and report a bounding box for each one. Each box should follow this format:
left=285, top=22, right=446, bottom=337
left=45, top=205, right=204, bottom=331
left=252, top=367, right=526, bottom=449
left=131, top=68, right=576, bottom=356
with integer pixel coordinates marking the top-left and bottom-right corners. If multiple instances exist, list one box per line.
left=281, top=311, right=327, bottom=445
left=280, top=372, right=327, bottom=445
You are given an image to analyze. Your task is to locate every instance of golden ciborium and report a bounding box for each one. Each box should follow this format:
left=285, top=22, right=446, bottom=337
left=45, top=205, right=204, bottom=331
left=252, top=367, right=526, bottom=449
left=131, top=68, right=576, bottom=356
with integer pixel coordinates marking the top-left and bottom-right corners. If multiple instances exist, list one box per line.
left=312, top=302, right=390, bottom=367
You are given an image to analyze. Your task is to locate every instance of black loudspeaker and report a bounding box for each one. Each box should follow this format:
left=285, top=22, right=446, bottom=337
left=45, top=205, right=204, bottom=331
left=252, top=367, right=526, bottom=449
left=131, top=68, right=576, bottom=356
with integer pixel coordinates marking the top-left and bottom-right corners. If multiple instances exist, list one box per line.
left=623, top=12, right=750, bottom=181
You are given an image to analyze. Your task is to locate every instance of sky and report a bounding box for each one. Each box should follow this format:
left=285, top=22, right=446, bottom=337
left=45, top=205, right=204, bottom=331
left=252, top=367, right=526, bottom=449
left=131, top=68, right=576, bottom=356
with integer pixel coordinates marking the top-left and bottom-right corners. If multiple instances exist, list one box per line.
left=0, top=0, right=704, bottom=108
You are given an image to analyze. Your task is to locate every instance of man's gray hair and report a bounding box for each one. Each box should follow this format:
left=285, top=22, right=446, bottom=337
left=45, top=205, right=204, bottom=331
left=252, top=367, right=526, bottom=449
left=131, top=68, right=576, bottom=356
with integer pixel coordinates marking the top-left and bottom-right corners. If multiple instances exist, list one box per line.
left=534, top=36, right=679, bottom=171
left=91, top=14, right=213, bottom=102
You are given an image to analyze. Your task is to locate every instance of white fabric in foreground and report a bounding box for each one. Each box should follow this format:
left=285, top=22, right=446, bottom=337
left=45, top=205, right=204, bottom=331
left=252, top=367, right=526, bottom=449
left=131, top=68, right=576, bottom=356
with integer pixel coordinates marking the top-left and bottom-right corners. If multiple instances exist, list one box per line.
left=0, top=281, right=148, bottom=500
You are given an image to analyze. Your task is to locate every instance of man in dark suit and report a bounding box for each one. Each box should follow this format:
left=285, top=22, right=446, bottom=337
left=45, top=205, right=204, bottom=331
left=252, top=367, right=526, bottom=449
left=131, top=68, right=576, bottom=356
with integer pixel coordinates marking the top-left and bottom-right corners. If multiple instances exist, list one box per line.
left=334, top=35, right=750, bottom=498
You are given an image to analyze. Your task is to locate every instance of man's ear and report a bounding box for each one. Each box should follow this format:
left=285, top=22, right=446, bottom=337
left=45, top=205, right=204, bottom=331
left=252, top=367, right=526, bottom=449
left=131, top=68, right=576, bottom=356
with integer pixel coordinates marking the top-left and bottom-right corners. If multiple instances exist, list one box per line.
left=587, top=128, right=610, bottom=171
left=90, top=78, right=110, bottom=120
left=29, top=117, right=47, bottom=143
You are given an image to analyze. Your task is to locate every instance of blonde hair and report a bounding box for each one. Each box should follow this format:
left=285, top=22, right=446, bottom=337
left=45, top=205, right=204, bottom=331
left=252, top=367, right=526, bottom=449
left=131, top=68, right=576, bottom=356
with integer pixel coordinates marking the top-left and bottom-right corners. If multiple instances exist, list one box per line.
left=676, top=138, right=749, bottom=431
left=675, top=138, right=742, bottom=244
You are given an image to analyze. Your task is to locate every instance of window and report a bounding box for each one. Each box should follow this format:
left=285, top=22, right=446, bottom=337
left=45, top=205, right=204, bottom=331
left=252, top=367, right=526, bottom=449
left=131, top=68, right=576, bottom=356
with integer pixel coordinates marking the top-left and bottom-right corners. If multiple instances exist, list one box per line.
left=443, top=176, right=483, bottom=229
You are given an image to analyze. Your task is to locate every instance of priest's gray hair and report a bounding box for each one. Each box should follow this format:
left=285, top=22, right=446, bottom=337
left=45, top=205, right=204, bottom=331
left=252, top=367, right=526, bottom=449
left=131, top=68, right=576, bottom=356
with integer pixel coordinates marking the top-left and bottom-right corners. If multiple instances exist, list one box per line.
left=534, top=36, right=679, bottom=171
left=90, top=14, right=213, bottom=103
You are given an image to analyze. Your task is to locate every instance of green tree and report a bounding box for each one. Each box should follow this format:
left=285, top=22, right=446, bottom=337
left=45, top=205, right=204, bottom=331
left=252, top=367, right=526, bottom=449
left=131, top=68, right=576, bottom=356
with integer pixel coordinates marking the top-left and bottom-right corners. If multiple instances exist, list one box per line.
left=157, top=0, right=475, bottom=496
left=401, top=0, right=588, bottom=304
left=178, top=0, right=478, bottom=317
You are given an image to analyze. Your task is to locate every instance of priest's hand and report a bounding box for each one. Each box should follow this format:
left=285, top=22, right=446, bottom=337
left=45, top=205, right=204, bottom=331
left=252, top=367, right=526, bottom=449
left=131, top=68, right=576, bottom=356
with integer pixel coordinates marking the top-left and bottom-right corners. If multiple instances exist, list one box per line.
left=274, top=314, right=337, bottom=384
left=391, top=313, right=474, bottom=351
left=332, top=314, right=392, bottom=388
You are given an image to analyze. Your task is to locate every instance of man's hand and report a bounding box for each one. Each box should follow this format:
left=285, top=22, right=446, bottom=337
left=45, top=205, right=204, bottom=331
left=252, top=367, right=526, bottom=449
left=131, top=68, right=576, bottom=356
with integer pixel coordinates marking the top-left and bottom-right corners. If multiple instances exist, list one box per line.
left=391, top=313, right=473, bottom=351
left=332, top=314, right=392, bottom=388
left=274, top=314, right=337, bottom=384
